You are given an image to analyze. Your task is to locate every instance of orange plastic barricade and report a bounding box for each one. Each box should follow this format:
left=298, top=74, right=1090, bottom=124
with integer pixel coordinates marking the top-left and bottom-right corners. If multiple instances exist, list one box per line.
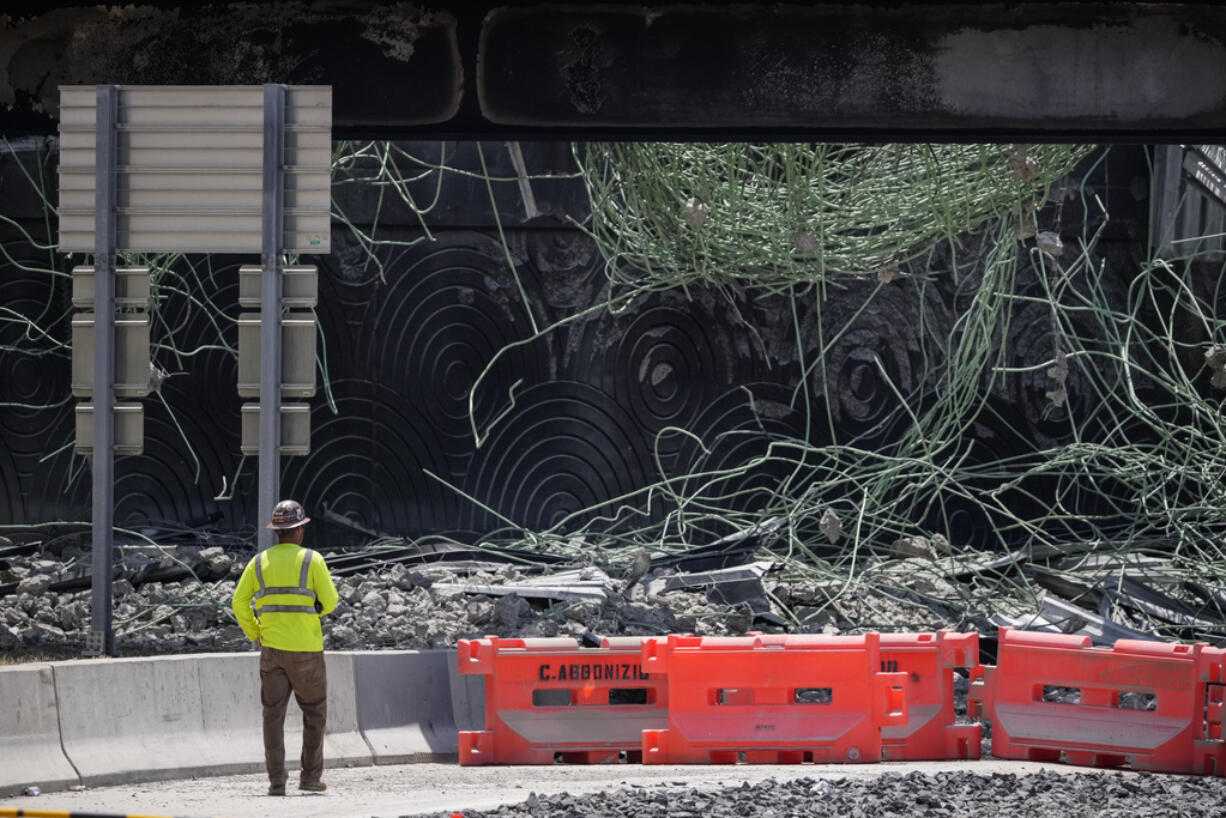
left=640, top=633, right=908, bottom=764
left=456, top=635, right=667, bottom=765
left=880, top=631, right=982, bottom=761
left=969, top=627, right=1226, bottom=776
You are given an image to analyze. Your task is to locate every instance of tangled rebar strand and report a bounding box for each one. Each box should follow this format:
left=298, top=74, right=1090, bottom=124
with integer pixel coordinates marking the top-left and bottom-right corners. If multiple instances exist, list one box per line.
left=460, top=142, right=1226, bottom=641
left=4, top=138, right=1226, bottom=644
left=576, top=143, right=1092, bottom=294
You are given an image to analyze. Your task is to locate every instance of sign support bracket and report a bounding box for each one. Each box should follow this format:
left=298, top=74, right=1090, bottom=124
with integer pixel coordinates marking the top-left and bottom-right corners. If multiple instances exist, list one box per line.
left=258, top=83, right=286, bottom=551
left=89, top=84, right=117, bottom=656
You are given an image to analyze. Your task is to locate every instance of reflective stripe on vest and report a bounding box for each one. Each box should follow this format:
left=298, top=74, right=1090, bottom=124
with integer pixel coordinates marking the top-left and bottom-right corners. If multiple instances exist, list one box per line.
left=252, top=548, right=318, bottom=618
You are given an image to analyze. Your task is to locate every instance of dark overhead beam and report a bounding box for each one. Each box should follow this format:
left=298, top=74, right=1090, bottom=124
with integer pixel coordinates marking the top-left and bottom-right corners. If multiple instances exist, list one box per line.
left=2, top=3, right=1226, bottom=140
left=478, top=3, right=1226, bottom=140
left=0, top=4, right=464, bottom=136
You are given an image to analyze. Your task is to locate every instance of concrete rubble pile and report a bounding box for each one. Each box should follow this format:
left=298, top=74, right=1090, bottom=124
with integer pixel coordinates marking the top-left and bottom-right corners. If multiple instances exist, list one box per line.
left=4, top=528, right=1225, bottom=658
left=0, top=535, right=831, bottom=656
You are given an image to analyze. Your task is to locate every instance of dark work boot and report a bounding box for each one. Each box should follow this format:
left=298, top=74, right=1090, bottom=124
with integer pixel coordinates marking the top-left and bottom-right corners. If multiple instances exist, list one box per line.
left=299, top=780, right=327, bottom=793
left=268, top=782, right=287, bottom=796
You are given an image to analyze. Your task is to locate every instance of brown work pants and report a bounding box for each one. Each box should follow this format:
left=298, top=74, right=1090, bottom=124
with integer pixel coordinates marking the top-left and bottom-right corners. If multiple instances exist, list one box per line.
left=259, top=646, right=327, bottom=787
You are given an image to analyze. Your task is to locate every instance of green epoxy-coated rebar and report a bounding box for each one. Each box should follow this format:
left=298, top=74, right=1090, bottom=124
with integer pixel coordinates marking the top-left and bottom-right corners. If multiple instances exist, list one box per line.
left=4, top=139, right=1226, bottom=642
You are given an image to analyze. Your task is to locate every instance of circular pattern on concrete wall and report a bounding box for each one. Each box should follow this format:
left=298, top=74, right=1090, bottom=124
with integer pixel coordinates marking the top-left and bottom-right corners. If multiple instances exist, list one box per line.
left=920, top=491, right=996, bottom=551
left=22, top=408, right=91, bottom=525
left=942, top=405, right=1047, bottom=549
left=510, top=229, right=605, bottom=312
left=357, top=232, right=557, bottom=472
left=999, top=300, right=1092, bottom=448
left=0, top=258, right=73, bottom=463
left=151, top=260, right=243, bottom=421
left=0, top=353, right=72, bottom=462
left=290, top=243, right=364, bottom=380
left=566, top=288, right=761, bottom=472
left=0, top=147, right=1153, bottom=554
left=462, top=381, right=657, bottom=533
left=316, top=237, right=433, bottom=386
left=0, top=248, right=75, bottom=523
left=110, top=383, right=248, bottom=530
left=0, top=441, right=23, bottom=523
left=670, top=382, right=828, bottom=540
left=808, top=278, right=947, bottom=451
left=279, top=380, right=460, bottom=539
left=914, top=449, right=1014, bottom=551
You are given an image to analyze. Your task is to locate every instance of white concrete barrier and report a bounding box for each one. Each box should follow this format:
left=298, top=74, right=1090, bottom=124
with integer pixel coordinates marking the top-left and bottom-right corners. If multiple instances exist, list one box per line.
left=2, top=649, right=465, bottom=793
left=353, top=650, right=460, bottom=763
left=193, top=650, right=373, bottom=776
left=193, top=652, right=267, bottom=776
left=54, top=655, right=216, bottom=785
left=303, top=651, right=373, bottom=768
left=54, top=651, right=374, bottom=787
left=0, top=663, right=80, bottom=796
left=448, top=651, right=486, bottom=733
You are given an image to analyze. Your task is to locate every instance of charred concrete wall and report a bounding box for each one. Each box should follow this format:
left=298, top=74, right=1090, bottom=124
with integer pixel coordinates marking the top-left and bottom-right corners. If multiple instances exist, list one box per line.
left=0, top=141, right=1165, bottom=549
left=3, top=3, right=1226, bottom=139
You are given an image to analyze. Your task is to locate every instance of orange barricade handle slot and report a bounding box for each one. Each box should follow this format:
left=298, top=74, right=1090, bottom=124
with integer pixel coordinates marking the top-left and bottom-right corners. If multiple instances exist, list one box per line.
left=1206, top=684, right=1225, bottom=741
left=873, top=671, right=910, bottom=727
left=878, top=631, right=982, bottom=761
left=457, top=638, right=495, bottom=674
left=642, top=637, right=668, bottom=674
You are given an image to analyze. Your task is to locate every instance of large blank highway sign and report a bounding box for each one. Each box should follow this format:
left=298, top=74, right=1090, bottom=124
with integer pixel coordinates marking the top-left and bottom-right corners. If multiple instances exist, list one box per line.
left=58, top=85, right=331, bottom=254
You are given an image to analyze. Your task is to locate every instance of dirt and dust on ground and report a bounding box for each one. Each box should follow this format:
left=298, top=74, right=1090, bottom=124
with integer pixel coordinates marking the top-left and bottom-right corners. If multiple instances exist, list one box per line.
left=6, top=760, right=1225, bottom=818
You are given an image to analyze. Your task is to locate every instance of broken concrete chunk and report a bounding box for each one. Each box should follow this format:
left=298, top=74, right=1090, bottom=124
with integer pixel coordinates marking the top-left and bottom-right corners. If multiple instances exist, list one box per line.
left=31, top=622, right=66, bottom=640
left=15, top=573, right=52, bottom=595
left=706, top=580, right=771, bottom=614
left=1036, top=231, right=1064, bottom=258
left=329, top=623, right=361, bottom=647
left=408, top=570, right=434, bottom=589
left=195, top=547, right=234, bottom=579
left=360, top=591, right=388, bottom=613
left=644, top=561, right=774, bottom=596
left=619, top=549, right=653, bottom=592
left=433, top=567, right=615, bottom=604
left=494, top=593, right=533, bottom=631
left=1009, top=144, right=1041, bottom=181
left=891, top=536, right=937, bottom=560
left=819, top=508, right=842, bottom=544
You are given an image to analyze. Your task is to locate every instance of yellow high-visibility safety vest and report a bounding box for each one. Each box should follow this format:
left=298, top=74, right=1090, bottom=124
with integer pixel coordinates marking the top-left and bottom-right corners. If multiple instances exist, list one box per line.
left=253, top=547, right=319, bottom=617
left=232, top=543, right=338, bottom=652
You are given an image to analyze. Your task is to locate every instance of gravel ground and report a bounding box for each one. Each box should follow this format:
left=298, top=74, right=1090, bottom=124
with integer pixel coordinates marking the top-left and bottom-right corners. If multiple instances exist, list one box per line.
left=9, top=760, right=1224, bottom=818
left=411, top=771, right=1226, bottom=818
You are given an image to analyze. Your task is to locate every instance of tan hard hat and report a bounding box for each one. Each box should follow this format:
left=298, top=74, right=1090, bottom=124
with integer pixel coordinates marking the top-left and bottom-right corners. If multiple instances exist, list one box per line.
left=267, top=499, right=310, bottom=530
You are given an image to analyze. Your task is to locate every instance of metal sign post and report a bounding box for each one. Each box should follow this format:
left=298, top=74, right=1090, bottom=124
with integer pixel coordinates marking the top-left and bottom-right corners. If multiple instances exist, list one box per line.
left=258, top=84, right=285, bottom=551
left=89, top=84, right=117, bottom=656
left=58, top=83, right=330, bottom=646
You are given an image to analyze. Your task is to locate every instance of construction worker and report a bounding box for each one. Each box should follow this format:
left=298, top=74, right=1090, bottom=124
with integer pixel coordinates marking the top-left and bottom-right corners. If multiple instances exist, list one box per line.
left=231, top=499, right=339, bottom=797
